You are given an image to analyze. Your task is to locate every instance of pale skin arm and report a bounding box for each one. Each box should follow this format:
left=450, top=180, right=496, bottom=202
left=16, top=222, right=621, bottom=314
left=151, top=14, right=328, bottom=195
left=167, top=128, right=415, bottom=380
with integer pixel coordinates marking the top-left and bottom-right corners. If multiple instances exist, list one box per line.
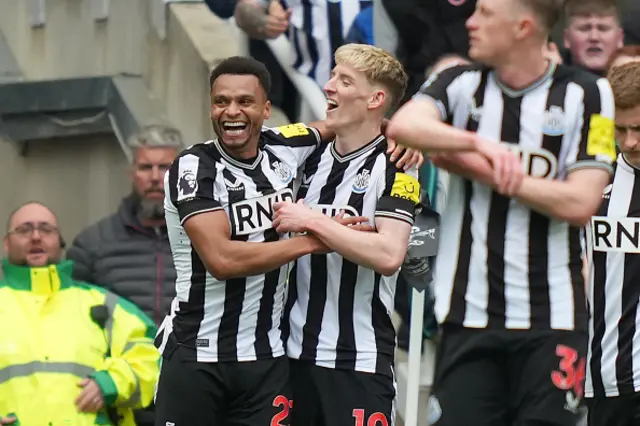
left=386, top=98, right=478, bottom=152
left=430, top=152, right=495, bottom=186
left=306, top=216, right=411, bottom=276
left=432, top=155, right=610, bottom=226
left=184, top=210, right=323, bottom=280
left=513, top=168, right=610, bottom=227
left=387, top=98, right=522, bottom=193
left=272, top=201, right=411, bottom=276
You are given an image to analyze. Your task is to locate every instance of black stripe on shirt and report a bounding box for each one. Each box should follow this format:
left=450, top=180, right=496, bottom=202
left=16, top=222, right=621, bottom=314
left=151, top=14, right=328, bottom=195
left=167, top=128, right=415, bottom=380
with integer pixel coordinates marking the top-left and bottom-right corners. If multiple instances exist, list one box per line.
left=447, top=70, right=488, bottom=325
left=335, top=148, right=383, bottom=370
left=218, top=168, right=249, bottom=361
left=485, top=94, right=522, bottom=328
left=300, top=158, right=350, bottom=360
left=528, top=79, right=567, bottom=328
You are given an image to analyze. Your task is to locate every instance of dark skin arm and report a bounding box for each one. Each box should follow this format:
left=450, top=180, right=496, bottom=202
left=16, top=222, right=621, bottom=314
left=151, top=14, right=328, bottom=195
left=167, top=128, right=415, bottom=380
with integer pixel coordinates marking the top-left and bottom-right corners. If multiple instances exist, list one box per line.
left=183, top=210, right=372, bottom=280
left=184, top=209, right=323, bottom=280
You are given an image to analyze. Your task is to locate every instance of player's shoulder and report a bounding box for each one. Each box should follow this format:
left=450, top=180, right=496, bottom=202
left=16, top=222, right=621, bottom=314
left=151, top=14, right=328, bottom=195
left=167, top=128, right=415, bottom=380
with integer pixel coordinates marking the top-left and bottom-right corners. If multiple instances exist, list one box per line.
left=260, top=123, right=320, bottom=147
left=420, top=62, right=485, bottom=92
left=175, top=140, right=217, bottom=161
left=169, top=140, right=219, bottom=177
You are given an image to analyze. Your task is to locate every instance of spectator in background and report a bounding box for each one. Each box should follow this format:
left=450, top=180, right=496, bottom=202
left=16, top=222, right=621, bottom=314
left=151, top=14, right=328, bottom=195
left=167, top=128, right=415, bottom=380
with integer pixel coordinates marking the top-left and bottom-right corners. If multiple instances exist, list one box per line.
left=381, top=0, right=475, bottom=107
left=345, top=6, right=374, bottom=45
left=0, top=202, right=159, bottom=426
left=563, top=0, right=623, bottom=76
left=236, top=0, right=372, bottom=88
left=216, top=0, right=299, bottom=123
left=68, top=125, right=180, bottom=327
left=66, top=125, right=180, bottom=426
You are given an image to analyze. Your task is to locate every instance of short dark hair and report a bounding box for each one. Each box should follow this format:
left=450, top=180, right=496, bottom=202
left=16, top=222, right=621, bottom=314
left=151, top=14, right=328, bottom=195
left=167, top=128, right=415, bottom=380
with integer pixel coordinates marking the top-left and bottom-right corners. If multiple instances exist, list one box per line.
left=565, top=0, right=619, bottom=22
left=209, top=56, right=272, bottom=97
left=518, top=0, right=564, bottom=32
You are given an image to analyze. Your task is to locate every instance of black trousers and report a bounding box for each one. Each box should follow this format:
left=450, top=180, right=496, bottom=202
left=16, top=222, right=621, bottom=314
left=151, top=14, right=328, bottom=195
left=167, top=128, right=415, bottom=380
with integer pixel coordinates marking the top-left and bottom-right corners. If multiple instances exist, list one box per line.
left=587, top=393, right=640, bottom=426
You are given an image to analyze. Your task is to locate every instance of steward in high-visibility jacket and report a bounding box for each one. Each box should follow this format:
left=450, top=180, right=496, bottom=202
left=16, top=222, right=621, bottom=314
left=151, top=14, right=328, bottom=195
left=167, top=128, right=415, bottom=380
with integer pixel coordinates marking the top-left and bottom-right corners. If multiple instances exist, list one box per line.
left=0, top=259, right=160, bottom=425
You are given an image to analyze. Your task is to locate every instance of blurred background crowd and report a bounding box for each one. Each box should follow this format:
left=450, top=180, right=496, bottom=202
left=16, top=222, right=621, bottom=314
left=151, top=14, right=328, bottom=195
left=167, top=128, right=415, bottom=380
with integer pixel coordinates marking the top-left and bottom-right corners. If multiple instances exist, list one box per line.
left=0, top=0, right=638, bottom=425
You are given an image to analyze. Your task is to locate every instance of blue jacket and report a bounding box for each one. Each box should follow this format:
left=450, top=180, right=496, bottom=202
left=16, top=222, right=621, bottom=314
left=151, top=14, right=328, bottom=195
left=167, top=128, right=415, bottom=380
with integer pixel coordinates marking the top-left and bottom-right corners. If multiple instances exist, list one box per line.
left=345, top=6, right=374, bottom=45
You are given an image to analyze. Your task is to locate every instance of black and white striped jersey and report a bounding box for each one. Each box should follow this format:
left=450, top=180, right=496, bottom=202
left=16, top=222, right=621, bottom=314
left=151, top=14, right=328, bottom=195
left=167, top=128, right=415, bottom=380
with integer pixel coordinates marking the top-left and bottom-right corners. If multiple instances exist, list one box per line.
left=284, top=0, right=372, bottom=86
left=417, top=63, right=617, bottom=331
left=585, top=155, right=640, bottom=398
left=283, top=136, right=420, bottom=376
left=155, top=124, right=320, bottom=363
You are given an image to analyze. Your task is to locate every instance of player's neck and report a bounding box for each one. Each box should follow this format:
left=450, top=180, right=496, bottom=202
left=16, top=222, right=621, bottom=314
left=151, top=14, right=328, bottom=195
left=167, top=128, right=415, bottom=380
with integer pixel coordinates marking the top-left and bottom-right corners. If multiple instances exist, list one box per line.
left=333, top=120, right=382, bottom=156
left=219, top=137, right=260, bottom=161
left=495, top=45, right=551, bottom=92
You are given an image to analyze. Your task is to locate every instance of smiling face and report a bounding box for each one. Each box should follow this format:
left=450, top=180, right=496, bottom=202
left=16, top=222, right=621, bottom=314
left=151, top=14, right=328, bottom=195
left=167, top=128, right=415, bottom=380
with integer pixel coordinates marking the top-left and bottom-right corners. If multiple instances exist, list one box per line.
left=4, top=203, right=62, bottom=267
left=210, top=74, right=271, bottom=157
left=564, top=14, right=623, bottom=73
left=323, top=63, right=383, bottom=132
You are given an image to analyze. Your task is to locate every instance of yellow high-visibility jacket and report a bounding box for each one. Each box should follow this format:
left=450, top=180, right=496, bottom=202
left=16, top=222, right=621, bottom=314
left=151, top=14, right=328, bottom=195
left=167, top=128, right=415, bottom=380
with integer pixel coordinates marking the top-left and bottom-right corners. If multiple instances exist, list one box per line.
left=0, top=259, right=160, bottom=425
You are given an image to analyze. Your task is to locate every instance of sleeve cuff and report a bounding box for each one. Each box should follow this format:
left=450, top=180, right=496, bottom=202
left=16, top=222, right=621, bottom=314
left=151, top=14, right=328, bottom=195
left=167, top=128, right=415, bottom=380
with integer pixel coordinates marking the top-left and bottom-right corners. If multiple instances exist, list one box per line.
left=177, top=197, right=223, bottom=225
left=566, top=160, right=614, bottom=175
left=309, top=126, right=322, bottom=145
left=375, top=211, right=415, bottom=225
left=91, top=370, right=118, bottom=406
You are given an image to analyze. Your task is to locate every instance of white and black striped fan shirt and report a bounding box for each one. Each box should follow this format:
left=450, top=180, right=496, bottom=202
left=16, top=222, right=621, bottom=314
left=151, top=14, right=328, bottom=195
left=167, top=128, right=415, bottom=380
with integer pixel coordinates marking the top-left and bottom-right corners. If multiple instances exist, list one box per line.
left=285, top=0, right=372, bottom=86
left=283, top=136, right=421, bottom=376
left=585, top=155, right=640, bottom=398
left=155, top=124, right=320, bottom=363
left=417, top=63, right=616, bottom=331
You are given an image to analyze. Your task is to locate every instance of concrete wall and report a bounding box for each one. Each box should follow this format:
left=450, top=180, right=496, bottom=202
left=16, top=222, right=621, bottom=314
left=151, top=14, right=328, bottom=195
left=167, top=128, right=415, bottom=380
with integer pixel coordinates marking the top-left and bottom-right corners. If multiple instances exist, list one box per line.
left=0, top=0, right=246, bottom=246
left=0, top=135, right=130, bottom=243
left=0, top=0, right=243, bottom=145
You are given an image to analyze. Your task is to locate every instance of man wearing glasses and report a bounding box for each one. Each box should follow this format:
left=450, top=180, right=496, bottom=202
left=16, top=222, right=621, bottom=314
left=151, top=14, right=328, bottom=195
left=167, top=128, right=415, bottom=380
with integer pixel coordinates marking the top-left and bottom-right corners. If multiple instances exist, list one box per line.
left=0, top=202, right=159, bottom=426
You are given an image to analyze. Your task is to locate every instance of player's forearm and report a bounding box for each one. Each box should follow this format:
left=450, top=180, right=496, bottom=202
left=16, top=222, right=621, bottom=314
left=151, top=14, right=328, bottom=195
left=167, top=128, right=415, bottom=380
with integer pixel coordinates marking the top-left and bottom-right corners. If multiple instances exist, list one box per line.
left=205, top=236, right=315, bottom=280
left=387, top=113, right=477, bottom=153
left=306, top=216, right=406, bottom=276
left=514, top=177, right=599, bottom=226
left=234, top=0, right=269, bottom=39
left=432, top=152, right=494, bottom=185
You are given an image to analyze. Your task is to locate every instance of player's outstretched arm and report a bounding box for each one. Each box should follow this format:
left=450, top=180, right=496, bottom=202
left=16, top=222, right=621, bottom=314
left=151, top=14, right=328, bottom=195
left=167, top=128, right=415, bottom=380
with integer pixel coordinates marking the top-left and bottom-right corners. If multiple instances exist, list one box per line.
left=273, top=201, right=411, bottom=276
left=514, top=168, right=610, bottom=226
left=386, top=97, right=478, bottom=153
left=184, top=210, right=323, bottom=281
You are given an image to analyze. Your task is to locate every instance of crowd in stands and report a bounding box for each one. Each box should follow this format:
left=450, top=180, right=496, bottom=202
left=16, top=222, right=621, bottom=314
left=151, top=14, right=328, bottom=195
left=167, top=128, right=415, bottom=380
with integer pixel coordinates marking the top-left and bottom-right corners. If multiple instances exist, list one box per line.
left=2, top=0, right=640, bottom=424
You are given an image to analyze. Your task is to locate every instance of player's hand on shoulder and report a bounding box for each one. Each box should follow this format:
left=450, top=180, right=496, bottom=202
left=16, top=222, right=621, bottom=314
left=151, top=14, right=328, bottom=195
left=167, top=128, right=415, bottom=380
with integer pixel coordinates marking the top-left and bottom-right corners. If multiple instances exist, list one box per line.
left=273, top=199, right=319, bottom=233
left=387, top=139, right=424, bottom=170
left=475, top=137, right=524, bottom=196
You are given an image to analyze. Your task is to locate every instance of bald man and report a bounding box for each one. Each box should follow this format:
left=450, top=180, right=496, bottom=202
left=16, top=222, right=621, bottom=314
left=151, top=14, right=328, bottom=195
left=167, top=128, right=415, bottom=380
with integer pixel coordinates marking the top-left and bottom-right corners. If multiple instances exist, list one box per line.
left=4, top=202, right=64, bottom=268
left=0, top=201, right=159, bottom=426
